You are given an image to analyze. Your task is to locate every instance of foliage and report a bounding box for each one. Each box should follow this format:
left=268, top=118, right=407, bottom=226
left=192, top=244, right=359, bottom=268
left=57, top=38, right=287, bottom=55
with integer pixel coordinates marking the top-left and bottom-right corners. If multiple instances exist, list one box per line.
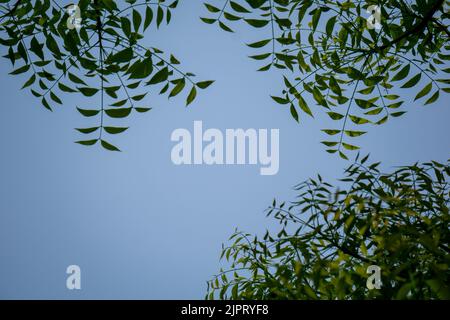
left=202, top=0, right=450, bottom=159
left=0, top=0, right=214, bottom=151
left=207, top=156, right=450, bottom=299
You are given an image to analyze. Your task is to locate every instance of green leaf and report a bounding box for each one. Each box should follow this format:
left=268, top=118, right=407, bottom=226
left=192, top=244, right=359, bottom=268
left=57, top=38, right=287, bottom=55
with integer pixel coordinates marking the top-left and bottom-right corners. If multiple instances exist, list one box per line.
left=321, top=141, right=338, bottom=147
left=342, top=142, right=360, bottom=150
left=77, top=108, right=100, bottom=117
left=132, top=9, right=142, bottom=31
left=204, top=3, right=220, bottom=13
left=344, top=130, right=366, bottom=137
left=414, top=82, right=432, bottom=100
left=110, top=99, right=128, bottom=107
left=104, top=127, right=129, bottom=134
left=186, top=86, right=197, bottom=106
left=425, top=90, right=440, bottom=105
left=322, top=129, right=340, bottom=135
left=219, top=21, right=234, bottom=32
left=271, top=95, right=289, bottom=105
left=230, top=1, right=250, bottom=13
left=328, top=77, right=341, bottom=96
left=135, top=107, right=152, bottom=113
left=312, top=87, right=327, bottom=107
left=391, top=111, right=406, bottom=117
left=391, top=64, right=410, bottom=81
left=339, top=151, right=349, bottom=160
left=10, top=64, right=30, bottom=75
left=326, top=16, right=337, bottom=36
left=249, top=53, right=271, bottom=60
left=347, top=67, right=364, bottom=80
left=298, top=95, right=313, bottom=117
left=147, top=67, right=169, bottom=85
left=349, top=115, right=370, bottom=124
left=21, top=74, right=36, bottom=89
left=144, top=6, right=153, bottom=30
left=327, top=112, right=344, bottom=120
left=247, top=39, right=271, bottom=48
left=170, top=54, right=180, bottom=65
left=108, top=47, right=133, bottom=64
left=58, top=82, right=77, bottom=93
left=401, top=73, right=421, bottom=88
left=105, top=107, right=132, bottom=118
left=69, top=73, right=87, bottom=85
left=76, top=127, right=99, bottom=134
left=200, top=17, right=216, bottom=24
left=131, top=93, right=147, bottom=101
left=156, top=6, right=164, bottom=28
left=290, top=104, right=299, bottom=122
left=50, top=91, right=62, bottom=104
left=244, top=19, right=269, bottom=28
left=76, top=139, right=98, bottom=146
left=41, top=97, right=52, bottom=111
left=196, top=80, right=215, bottom=89
left=78, top=87, right=99, bottom=97
left=30, top=36, right=44, bottom=60
left=169, top=78, right=186, bottom=98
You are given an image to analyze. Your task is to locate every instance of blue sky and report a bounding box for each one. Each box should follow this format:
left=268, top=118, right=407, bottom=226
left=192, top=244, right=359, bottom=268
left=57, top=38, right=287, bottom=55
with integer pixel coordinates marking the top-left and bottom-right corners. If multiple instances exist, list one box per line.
left=0, top=1, right=449, bottom=299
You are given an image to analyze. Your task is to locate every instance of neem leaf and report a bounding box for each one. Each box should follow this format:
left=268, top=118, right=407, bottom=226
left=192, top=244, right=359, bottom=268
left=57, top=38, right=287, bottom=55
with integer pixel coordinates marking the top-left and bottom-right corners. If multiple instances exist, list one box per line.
left=147, top=67, right=168, bottom=85
left=244, top=19, right=269, bottom=28
left=344, top=130, right=366, bottom=137
left=219, top=21, right=234, bottom=32
left=108, top=47, right=133, bottom=64
left=290, top=104, right=299, bottom=122
left=271, top=95, right=289, bottom=104
left=76, top=127, right=99, bottom=134
left=22, top=74, right=36, bottom=89
left=392, top=64, right=410, bottom=81
left=327, top=112, right=344, bottom=120
left=322, top=129, right=340, bottom=135
left=425, top=90, right=440, bottom=105
left=342, top=142, right=360, bottom=150
left=144, top=6, right=153, bottom=30
left=76, top=139, right=98, bottom=146
left=298, top=95, right=313, bottom=117
left=230, top=1, right=250, bottom=13
left=103, top=127, right=129, bottom=134
left=401, top=73, right=421, bottom=88
left=186, top=86, right=197, bottom=106
left=30, top=36, right=44, bottom=60
left=77, top=108, right=100, bottom=117
left=156, top=6, right=164, bottom=28
left=414, top=82, right=432, bottom=101
left=169, top=78, right=186, bottom=98
left=247, top=39, right=271, bottom=48
left=134, top=107, right=152, bottom=113
left=101, top=140, right=121, bottom=151
left=204, top=3, right=221, bottom=13
left=349, top=115, right=370, bottom=124
left=196, top=80, right=215, bottom=89
left=132, top=9, right=142, bottom=31
left=78, top=87, right=99, bottom=97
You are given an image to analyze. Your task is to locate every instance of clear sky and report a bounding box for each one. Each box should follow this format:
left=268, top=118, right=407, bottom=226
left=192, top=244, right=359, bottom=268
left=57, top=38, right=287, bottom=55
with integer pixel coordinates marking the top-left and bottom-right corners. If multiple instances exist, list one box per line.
left=0, top=1, right=449, bottom=299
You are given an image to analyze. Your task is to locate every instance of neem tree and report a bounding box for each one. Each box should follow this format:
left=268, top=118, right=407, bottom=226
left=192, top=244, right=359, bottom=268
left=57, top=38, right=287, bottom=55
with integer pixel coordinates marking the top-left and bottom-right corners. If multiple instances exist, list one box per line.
left=202, top=0, right=449, bottom=159
left=207, top=157, right=450, bottom=299
left=0, top=0, right=213, bottom=151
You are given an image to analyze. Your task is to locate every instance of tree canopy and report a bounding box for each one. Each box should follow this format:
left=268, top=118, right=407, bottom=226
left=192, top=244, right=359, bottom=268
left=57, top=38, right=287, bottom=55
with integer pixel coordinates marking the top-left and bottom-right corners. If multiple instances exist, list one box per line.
left=0, top=0, right=214, bottom=151
left=207, top=156, right=450, bottom=299
left=202, top=0, right=450, bottom=158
